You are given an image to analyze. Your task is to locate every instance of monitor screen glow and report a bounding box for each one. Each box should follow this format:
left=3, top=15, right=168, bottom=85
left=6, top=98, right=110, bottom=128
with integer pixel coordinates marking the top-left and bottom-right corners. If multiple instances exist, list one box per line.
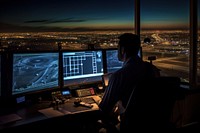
left=106, top=49, right=123, bottom=73
left=12, top=52, right=59, bottom=95
left=106, top=49, right=141, bottom=73
left=62, top=50, right=104, bottom=87
left=102, top=73, right=112, bottom=87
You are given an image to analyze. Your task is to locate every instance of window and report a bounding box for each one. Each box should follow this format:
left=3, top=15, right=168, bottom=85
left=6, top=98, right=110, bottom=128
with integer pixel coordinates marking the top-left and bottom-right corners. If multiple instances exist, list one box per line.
left=1, top=0, right=200, bottom=89
left=0, top=0, right=135, bottom=51
left=141, top=0, right=190, bottom=84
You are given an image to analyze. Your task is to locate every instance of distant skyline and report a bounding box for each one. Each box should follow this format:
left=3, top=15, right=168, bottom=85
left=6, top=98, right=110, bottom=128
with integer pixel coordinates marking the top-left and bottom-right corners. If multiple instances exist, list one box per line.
left=0, top=0, right=196, bottom=32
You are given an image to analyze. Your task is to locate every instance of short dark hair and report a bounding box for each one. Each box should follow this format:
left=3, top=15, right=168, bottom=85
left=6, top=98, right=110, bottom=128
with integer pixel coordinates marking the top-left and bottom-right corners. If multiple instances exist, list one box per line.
left=118, top=33, right=141, bottom=56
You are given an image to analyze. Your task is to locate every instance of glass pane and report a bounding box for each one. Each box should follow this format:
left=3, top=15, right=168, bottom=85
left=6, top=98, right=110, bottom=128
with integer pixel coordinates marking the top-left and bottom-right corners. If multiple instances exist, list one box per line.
left=141, top=0, right=189, bottom=83
left=0, top=0, right=135, bottom=51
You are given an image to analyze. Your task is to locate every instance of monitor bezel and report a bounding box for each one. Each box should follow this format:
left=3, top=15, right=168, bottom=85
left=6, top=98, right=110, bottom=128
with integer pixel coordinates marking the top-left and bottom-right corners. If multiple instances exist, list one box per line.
left=0, top=51, right=8, bottom=99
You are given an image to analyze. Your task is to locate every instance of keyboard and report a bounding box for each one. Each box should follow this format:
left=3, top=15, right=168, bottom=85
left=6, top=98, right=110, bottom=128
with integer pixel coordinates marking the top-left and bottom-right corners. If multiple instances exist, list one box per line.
left=80, top=97, right=95, bottom=104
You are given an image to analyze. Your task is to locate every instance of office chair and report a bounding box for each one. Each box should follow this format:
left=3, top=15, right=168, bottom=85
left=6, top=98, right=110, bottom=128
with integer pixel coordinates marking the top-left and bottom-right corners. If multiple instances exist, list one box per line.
left=120, top=76, right=182, bottom=131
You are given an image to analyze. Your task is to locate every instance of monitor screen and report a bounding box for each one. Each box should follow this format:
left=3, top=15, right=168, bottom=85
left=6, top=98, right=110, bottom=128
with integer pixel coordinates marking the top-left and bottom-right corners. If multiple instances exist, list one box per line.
left=106, top=48, right=141, bottom=73
left=62, top=50, right=104, bottom=87
left=12, top=52, right=59, bottom=95
left=106, top=49, right=123, bottom=73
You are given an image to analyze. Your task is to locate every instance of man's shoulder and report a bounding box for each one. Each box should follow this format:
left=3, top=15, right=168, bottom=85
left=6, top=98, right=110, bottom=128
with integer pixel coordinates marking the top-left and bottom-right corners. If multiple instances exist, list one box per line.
left=111, top=68, right=124, bottom=77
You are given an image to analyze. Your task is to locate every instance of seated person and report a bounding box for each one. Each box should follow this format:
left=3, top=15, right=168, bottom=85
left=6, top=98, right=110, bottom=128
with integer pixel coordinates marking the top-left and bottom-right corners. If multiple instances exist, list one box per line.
left=98, top=33, right=160, bottom=132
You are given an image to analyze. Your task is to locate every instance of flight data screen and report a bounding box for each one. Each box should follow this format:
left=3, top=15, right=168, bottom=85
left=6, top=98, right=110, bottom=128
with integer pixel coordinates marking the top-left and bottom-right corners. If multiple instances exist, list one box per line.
left=62, top=50, right=104, bottom=86
left=12, top=53, right=59, bottom=95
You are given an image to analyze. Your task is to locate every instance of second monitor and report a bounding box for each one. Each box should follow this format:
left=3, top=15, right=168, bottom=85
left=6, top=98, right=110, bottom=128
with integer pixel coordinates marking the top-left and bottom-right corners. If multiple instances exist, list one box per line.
left=62, top=50, right=104, bottom=87
left=106, top=48, right=142, bottom=73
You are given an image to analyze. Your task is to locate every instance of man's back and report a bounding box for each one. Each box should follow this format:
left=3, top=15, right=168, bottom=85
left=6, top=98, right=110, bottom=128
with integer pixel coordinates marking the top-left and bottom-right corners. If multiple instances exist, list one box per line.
left=98, top=33, right=161, bottom=132
left=99, top=56, right=152, bottom=114
left=120, top=76, right=181, bottom=131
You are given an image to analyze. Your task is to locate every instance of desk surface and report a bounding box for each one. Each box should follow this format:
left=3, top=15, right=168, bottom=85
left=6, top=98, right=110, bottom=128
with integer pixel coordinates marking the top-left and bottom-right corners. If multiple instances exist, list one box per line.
left=0, top=95, right=102, bottom=132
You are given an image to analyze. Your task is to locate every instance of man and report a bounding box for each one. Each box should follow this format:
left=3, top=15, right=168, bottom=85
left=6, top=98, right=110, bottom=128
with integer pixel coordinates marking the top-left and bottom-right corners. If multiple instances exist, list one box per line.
left=98, top=33, right=159, bottom=132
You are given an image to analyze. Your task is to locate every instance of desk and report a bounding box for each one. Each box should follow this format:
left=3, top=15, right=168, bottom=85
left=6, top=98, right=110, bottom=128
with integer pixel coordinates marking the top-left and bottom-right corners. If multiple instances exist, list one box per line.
left=0, top=95, right=102, bottom=133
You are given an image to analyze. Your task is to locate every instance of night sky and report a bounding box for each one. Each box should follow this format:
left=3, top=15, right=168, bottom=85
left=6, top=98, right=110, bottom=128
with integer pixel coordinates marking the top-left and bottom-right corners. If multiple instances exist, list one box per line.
left=0, top=0, right=195, bottom=32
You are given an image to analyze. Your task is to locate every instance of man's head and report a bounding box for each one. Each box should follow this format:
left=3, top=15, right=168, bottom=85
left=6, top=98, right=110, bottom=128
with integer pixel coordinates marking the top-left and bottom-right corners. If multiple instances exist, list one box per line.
left=118, top=33, right=141, bottom=61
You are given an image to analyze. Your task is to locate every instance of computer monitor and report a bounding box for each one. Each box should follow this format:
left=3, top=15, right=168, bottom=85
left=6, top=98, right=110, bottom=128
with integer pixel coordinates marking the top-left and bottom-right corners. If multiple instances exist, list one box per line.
left=106, top=49, right=123, bottom=73
left=106, top=48, right=141, bottom=73
left=62, top=50, right=104, bottom=87
left=12, top=52, right=59, bottom=95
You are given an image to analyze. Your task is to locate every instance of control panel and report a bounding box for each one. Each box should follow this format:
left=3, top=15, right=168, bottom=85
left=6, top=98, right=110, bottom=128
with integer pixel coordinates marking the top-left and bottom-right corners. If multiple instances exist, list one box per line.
left=51, top=90, right=71, bottom=105
left=75, top=87, right=96, bottom=97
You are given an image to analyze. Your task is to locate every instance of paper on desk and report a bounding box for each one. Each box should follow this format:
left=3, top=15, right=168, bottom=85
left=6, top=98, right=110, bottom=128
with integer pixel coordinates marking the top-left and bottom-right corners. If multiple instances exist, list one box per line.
left=38, top=107, right=65, bottom=118
left=57, top=107, right=72, bottom=114
left=0, top=113, right=22, bottom=125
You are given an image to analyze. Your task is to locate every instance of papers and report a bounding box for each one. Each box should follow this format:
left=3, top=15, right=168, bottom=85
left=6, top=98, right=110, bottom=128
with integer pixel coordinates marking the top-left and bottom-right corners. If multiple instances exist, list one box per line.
left=0, top=113, right=22, bottom=125
left=38, top=107, right=65, bottom=118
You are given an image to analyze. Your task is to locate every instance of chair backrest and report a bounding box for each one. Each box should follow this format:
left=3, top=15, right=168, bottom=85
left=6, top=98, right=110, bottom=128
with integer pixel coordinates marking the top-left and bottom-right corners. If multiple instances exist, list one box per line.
left=120, top=76, right=182, bottom=131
